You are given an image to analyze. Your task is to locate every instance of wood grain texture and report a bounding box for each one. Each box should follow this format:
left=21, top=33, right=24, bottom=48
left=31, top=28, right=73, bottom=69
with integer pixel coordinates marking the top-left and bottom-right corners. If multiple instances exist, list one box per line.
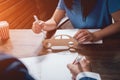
left=35, top=0, right=58, bottom=21
left=0, top=0, right=59, bottom=29
left=0, top=0, right=38, bottom=29
left=0, top=29, right=44, bottom=57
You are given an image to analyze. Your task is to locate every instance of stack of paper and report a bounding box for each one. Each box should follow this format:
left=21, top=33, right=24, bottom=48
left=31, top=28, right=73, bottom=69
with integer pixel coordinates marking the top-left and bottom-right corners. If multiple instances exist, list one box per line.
left=54, top=29, right=102, bottom=44
left=20, top=51, right=82, bottom=80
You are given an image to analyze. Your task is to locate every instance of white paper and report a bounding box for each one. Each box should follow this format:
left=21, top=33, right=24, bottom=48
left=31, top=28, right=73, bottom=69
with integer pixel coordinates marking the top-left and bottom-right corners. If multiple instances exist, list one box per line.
left=54, top=29, right=102, bottom=44
left=19, top=51, right=82, bottom=80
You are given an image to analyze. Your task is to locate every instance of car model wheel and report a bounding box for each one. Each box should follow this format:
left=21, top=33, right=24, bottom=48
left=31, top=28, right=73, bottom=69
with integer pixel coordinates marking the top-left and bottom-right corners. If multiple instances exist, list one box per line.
left=69, top=47, right=76, bottom=52
left=47, top=48, right=52, bottom=52
left=45, top=42, right=52, bottom=48
left=68, top=41, right=74, bottom=47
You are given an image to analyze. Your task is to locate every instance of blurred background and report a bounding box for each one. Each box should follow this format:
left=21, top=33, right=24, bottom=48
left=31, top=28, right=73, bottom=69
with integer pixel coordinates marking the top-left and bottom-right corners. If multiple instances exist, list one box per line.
left=0, top=0, right=58, bottom=29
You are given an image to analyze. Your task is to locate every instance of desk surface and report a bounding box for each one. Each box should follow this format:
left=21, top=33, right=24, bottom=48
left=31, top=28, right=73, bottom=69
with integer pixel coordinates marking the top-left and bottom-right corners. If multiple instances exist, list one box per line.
left=77, top=36, right=120, bottom=80
left=0, top=29, right=120, bottom=80
left=0, top=29, right=45, bottom=58
left=20, top=51, right=79, bottom=80
left=45, top=29, right=120, bottom=80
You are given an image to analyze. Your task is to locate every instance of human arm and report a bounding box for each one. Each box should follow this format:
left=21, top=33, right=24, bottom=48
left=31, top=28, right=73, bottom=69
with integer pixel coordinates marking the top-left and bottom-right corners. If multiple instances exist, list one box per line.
left=32, top=9, right=65, bottom=34
left=92, top=10, right=120, bottom=41
left=67, top=57, right=101, bottom=80
left=74, top=7, right=120, bottom=43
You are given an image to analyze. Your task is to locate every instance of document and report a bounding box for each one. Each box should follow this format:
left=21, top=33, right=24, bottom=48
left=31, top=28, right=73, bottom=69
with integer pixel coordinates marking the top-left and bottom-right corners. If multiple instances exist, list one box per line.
left=54, top=29, right=103, bottom=44
left=20, top=51, right=82, bottom=80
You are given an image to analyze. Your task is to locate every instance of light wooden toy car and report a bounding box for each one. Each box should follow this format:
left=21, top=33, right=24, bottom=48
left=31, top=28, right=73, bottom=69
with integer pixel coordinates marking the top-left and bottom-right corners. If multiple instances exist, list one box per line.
left=42, top=35, right=78, bottom=52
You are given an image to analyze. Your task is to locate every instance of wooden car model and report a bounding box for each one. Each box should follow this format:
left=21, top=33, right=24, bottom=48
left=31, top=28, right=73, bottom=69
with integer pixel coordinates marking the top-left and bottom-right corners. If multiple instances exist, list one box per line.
left=42, top=35, right=78, bottom=52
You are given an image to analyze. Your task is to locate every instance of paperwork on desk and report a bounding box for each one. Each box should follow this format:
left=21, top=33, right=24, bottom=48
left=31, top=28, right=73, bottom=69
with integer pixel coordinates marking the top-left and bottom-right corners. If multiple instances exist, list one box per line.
left=20, top=51, right=81, bottom=80
left=55, top=29, right=102, bottom=44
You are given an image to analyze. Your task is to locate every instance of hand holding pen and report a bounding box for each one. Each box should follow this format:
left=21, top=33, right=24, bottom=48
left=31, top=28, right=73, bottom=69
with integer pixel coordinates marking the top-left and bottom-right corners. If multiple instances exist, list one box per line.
left=67, top=55, right=83, bottom=80
left=73, top=55, right=82, bottom=64
left=32, top=15, right=45, bottom=34
left=67, top=56, right=90, bottom=80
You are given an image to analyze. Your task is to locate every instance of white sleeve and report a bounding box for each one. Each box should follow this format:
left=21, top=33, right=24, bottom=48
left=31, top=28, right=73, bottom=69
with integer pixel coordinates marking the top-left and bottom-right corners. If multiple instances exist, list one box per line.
left=76, top=72, right=101, bottom=80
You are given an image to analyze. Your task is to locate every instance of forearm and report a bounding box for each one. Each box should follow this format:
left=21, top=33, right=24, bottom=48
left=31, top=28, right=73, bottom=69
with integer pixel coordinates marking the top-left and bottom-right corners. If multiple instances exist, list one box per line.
left=43, top=9, right=65, bottom=31
left=93, top=21, right=120, bottom=41
left=43, top=18, right=57, bottom=31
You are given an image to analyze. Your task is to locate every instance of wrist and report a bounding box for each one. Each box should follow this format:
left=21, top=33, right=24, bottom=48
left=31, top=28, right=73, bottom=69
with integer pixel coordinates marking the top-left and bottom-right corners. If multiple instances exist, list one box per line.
left=91, top=32, right=102, bottom=42
left=43, top=21, right=57, bottom=31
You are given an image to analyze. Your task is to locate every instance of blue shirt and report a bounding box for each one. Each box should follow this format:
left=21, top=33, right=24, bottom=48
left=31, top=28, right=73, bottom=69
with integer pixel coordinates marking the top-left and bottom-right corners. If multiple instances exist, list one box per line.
left=80, top=77, right=96, bottom=80
left=57, top=0, right=120, bottom=29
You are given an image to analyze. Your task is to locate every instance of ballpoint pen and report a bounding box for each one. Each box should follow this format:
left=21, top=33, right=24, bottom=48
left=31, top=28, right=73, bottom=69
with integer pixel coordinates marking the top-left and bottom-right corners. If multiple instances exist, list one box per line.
left=33, top=15, right=39, bottom=21
left=73, top=55, right=82, bottom=64
left=33, top=15, right=46, bottom=38
left=33, top=15, right=43, bottom=25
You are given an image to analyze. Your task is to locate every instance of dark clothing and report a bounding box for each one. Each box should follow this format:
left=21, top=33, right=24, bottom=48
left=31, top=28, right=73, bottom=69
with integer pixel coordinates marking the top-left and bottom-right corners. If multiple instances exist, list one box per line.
left=80, top=77, right=97, bottom=80
left=0, top=53, right=34, bottom=80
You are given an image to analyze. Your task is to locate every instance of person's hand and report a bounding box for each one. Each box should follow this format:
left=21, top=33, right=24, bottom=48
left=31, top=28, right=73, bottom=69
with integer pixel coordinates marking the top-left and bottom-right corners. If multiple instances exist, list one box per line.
left=67, top=63, right=81, bottom=80
left=32, top=20, right=45, bottom=34
left=67, top=57, right=91, bottom=80
left=74, top=29, right=96, bottom=43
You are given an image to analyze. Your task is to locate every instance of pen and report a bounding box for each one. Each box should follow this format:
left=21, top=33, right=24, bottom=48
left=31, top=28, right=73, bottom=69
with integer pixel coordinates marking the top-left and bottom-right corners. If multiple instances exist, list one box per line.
left=73, top=55, right=81, bottom=64
left=33, top=15, right=46, bottom=38
left=33, top=15, right=42, bottom=25
left=33, top=15, right=39, bottom=21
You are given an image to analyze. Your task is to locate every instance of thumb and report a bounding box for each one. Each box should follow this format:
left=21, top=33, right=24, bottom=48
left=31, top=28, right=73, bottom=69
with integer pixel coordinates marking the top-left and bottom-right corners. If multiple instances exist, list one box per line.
left=67, top=64, right=74, bottom=70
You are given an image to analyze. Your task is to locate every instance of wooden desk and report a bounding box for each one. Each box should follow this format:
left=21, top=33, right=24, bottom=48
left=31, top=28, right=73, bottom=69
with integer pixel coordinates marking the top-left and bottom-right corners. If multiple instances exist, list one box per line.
left=0, top=29, right=120, bottom=80
left=20, top=52, right=79, bottom=80
left=0, top=29, right=44, bottom=58
left=20, top=37, right=120, bottom=80
left=77, top=38, right=120, bottom=80
left=47, top=29, right=120, bottom=80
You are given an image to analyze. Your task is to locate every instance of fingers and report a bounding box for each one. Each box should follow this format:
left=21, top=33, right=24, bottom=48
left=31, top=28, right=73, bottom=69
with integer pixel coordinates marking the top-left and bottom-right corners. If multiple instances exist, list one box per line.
left=67, top=64, right=73, bottom=70
left=72, top=76, right=76, bottom=80
left=79, top=56, right=92, bottom=72
left=67, top=56, right=92, bottom=80
left=67, top=63, right=81, bottom=78
left=32, top=20, right=45, bottom=34
left=74, top=30, right=94, bottom=43
left=80, top=57, right=90, bottom=66
left=74, top=30, right=85, bottom=39
left=67, top=64, right=77, bottom=72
